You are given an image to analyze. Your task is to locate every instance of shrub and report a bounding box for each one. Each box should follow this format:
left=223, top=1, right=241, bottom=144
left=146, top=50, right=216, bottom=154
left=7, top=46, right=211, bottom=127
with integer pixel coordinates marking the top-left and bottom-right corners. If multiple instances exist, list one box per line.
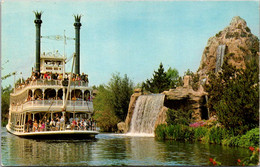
left=206, top=127, right=228, bottom=144
left=155, top=124, right=167, bottom=140
left=166, top=109, right=193, bottom=126
left=194, top=127, right=208, bottom=141
left=245, top=26, right=251, bottom=33
left=238, top=128, right=259, bottom=147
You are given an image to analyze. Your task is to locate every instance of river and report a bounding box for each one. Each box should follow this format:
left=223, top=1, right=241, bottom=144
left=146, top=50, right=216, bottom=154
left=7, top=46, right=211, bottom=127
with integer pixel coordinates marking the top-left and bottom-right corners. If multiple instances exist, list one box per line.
left=1, top=127, right=251, bottom=166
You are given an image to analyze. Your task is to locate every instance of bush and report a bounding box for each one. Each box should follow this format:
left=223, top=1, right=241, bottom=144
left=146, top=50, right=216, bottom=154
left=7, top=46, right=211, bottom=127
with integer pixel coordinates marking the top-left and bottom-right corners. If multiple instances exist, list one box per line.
left=194, top=127, right=208, bottom=141
left=155, top=124, right=167, bottom=140
left=166, top=109, right=193, bottom=126
left=203, top=127, right=228, bottom=144
left=238, top=128, right=259, bottom=147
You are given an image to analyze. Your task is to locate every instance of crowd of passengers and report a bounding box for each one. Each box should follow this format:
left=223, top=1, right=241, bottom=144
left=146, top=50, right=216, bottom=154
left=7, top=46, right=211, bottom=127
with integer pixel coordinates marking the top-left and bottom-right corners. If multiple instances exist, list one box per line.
left=16, top=71, right=89, bottom=89
left=24, top=114, right=96, bottom=132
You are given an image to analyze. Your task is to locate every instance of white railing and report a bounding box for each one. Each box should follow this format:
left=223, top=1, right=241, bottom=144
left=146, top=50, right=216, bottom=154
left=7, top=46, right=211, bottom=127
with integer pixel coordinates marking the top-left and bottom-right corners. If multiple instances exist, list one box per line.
left=10, top=100, right=93, bottom=112
left=14, top=80, right=89, bottom=94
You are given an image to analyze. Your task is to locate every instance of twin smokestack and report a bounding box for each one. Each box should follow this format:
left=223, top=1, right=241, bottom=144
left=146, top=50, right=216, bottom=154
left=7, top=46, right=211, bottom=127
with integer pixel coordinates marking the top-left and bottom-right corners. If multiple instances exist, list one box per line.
left=34, top=11, right=81, bottom=74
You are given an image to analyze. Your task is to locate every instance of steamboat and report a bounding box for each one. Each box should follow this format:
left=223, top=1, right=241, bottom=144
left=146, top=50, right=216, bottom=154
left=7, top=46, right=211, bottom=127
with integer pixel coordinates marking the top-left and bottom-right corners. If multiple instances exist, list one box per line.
left=6, top=12, right=99, bottom=139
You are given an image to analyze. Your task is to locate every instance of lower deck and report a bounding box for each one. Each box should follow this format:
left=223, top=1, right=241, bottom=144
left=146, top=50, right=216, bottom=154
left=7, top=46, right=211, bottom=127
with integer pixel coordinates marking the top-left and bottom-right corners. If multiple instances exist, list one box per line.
left=6, top=124, right=99, bottom=139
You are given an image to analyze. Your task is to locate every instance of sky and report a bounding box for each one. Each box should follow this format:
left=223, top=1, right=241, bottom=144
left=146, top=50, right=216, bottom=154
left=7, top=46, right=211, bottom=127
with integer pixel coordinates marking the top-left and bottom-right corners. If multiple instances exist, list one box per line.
left=1, top=0, right=259, bottom=88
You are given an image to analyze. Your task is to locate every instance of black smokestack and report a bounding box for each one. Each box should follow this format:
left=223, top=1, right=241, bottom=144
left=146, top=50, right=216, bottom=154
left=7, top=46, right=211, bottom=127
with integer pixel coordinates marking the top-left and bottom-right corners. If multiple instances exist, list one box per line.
left=34, top=11, right=42, bottom=73
left=74, top=14, right=82, bottom=74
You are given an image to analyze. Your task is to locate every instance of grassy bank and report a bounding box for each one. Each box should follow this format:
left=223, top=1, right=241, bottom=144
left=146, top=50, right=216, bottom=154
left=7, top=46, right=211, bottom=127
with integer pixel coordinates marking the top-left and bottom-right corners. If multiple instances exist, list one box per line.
left=155, top=124, right=259, bottom=148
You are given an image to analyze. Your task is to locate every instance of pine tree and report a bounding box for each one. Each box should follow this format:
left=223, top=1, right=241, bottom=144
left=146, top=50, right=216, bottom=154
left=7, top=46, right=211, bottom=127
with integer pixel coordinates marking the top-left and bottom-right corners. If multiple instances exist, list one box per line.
left=143, top=63, right=171, bottom=93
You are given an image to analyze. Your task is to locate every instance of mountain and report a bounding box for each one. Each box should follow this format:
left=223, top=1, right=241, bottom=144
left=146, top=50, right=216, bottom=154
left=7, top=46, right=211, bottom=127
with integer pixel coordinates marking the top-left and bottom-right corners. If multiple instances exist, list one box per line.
left=198, top=16, right=259, bottom=76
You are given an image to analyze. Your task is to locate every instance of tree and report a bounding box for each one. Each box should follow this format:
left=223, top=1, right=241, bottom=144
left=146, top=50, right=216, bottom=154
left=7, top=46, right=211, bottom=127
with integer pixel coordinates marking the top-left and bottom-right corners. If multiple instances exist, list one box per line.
left=205, top=57, right=259, bottom=135
left=93, top=73, right=134, bottom=131
left=184, top=69, right=200, bottom=91
left=1, top=85, right=12, bottom=126
left=142, top=63, right=171, bottom=93
left=166, top=67, right=179, bottom=89
left=93, top=85, right=120, bottom=132
left=109, top=73, right=134, bottom=121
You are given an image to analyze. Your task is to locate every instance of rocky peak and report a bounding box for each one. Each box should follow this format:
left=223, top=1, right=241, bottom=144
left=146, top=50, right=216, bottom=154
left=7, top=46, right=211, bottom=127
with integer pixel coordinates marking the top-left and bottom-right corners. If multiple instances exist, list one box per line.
left=198, top=16, right=259, bottom=76
left=229, top=16, right=247, bottom=29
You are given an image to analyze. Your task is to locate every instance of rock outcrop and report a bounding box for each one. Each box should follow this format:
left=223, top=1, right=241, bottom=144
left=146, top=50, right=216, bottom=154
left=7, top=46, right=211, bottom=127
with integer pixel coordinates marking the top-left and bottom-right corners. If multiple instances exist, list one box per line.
left=162, top=84, right=207, bottom=121
left=123, top=88, right=142, bottom=133
left=198, top=16, right=259, bottom=76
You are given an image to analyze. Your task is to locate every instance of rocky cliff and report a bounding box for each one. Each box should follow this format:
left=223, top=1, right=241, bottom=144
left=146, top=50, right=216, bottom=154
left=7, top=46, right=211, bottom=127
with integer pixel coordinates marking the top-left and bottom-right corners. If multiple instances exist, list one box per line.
left=198, top=16, right=259, bottom=76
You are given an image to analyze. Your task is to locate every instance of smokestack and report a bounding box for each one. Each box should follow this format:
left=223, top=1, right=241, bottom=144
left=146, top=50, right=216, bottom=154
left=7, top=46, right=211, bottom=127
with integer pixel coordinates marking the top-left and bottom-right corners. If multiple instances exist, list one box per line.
left=34, top=11, right=42, bottom=73
left=74, top=15, right=82, bottom=74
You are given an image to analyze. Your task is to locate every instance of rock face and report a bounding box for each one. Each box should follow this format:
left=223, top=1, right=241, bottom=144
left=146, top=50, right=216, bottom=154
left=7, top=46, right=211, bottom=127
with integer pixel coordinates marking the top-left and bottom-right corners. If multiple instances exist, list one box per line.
left=162, top=84, right=207, bottom=121
left=198, top=16, right=259, bottom=76
left=154, top=106, right=168, bottom=128
left=123, top=88, right=142, bottom=133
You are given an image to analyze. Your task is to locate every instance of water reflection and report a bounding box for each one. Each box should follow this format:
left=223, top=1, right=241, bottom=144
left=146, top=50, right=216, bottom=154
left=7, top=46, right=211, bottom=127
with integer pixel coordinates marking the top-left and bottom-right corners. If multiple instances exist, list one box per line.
left=1, top=128, right=251, bottom=166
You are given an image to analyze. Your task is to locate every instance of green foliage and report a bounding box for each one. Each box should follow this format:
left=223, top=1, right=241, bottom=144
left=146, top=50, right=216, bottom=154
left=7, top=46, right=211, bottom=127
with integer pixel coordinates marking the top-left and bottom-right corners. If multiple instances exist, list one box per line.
left=184, top=69, right=200, bottom=91
left=245, top=26, right=251, bottom=33
left=108, top=73, right=134, bottom=121
left=194, top=127, right=208, bottom=141
left=93, top=73, right=134, bottom=132
left=205, top=58, right=259, bottom=135
left=238, top=128, right=259, bottom=148
left=156, top=124, right=194, bottom=141
left=1, top=85, right=12, bottom=126
left=154, top=124, right=167, bottom=140
left=93, top=85, right=119, bottom=132
left=166, top=109, right=193, bottom=126
left=142, top=63, right=171, bottom=93
left=205, top=127, right=228, bottom=144
left=166, top=67, right=179, bottom=89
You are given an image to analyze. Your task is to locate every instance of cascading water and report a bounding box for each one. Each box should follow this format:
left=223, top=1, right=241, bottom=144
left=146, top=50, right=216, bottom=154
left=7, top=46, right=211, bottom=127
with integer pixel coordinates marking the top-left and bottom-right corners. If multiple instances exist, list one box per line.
left=127, top=94, right=165, bottom=136
left=215, top=44, right=226, bottom=73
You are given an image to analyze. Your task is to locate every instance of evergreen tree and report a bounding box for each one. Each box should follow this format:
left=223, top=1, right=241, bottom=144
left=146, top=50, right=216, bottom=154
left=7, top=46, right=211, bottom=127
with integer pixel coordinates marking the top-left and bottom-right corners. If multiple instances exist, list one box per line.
left=142, top=63, right=171, bottom=93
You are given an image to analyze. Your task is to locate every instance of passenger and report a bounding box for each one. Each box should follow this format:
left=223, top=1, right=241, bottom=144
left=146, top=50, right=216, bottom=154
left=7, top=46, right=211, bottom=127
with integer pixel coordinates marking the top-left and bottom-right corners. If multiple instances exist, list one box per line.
left=33, top=120, right=38, bottom=132
left=28, top=118, right=33, bottom=132
left=84, top=119, right=87, bottom=130
left=45, top=120, right=50, bottom=131
left=25, top=121, right=29, bottom=133
left=77, top=120, right=81, bottom=130
left=47, top=72, right=52, bottom=81
left=38, top=120, right=42, bottom=130
left=56, top=118, right=60, bottom=131
left=60, top=116, right=65, bottom=131
left=71, top=119, right=77, bottom=130
left=50, top=119, right=56, bottom=131
left=58, top=74, right=63, bottom=80
left=40, top=121, right=45, bottom=131
left=81, top=73, right=85, bottom=81
left=81, top=119, right=85, bottom=130
left=44, top=72, right=48, bottom=80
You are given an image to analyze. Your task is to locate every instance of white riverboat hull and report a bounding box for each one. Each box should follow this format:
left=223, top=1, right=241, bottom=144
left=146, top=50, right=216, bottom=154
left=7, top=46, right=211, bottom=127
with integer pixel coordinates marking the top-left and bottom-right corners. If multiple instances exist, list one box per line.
left=6, top=124, right=99, bottom=139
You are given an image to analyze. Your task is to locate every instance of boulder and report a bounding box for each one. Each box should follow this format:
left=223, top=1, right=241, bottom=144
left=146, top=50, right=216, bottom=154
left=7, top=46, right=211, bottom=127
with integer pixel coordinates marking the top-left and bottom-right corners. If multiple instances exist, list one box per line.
left=117, top=122, right=126, bottom=133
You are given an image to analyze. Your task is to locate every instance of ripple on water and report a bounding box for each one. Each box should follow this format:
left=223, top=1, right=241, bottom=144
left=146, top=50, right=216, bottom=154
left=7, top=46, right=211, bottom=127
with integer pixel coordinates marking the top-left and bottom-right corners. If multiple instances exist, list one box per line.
left=1, top=128, right=252, bottom=166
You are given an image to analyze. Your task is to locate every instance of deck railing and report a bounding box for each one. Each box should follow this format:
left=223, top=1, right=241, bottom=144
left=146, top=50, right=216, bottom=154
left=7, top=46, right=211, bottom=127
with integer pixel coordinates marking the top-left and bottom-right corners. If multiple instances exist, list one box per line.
left=24, top=122, right=98, bottom=133
left=14, top=80, right=89, bottom=94
left=10, top=100, right=93, bottom=111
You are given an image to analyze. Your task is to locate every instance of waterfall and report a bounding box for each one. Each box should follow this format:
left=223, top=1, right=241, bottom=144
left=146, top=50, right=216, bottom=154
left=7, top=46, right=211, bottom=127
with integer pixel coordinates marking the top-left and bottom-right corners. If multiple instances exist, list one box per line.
left=127, top=94, right=165, bottom=136
left=215, top=45, right=226, bottom=73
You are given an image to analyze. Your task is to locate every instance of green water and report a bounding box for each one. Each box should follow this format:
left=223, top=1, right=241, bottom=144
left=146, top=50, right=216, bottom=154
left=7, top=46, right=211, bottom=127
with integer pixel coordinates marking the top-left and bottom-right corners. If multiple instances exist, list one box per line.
left=1, top=127, right=251, bottom=166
